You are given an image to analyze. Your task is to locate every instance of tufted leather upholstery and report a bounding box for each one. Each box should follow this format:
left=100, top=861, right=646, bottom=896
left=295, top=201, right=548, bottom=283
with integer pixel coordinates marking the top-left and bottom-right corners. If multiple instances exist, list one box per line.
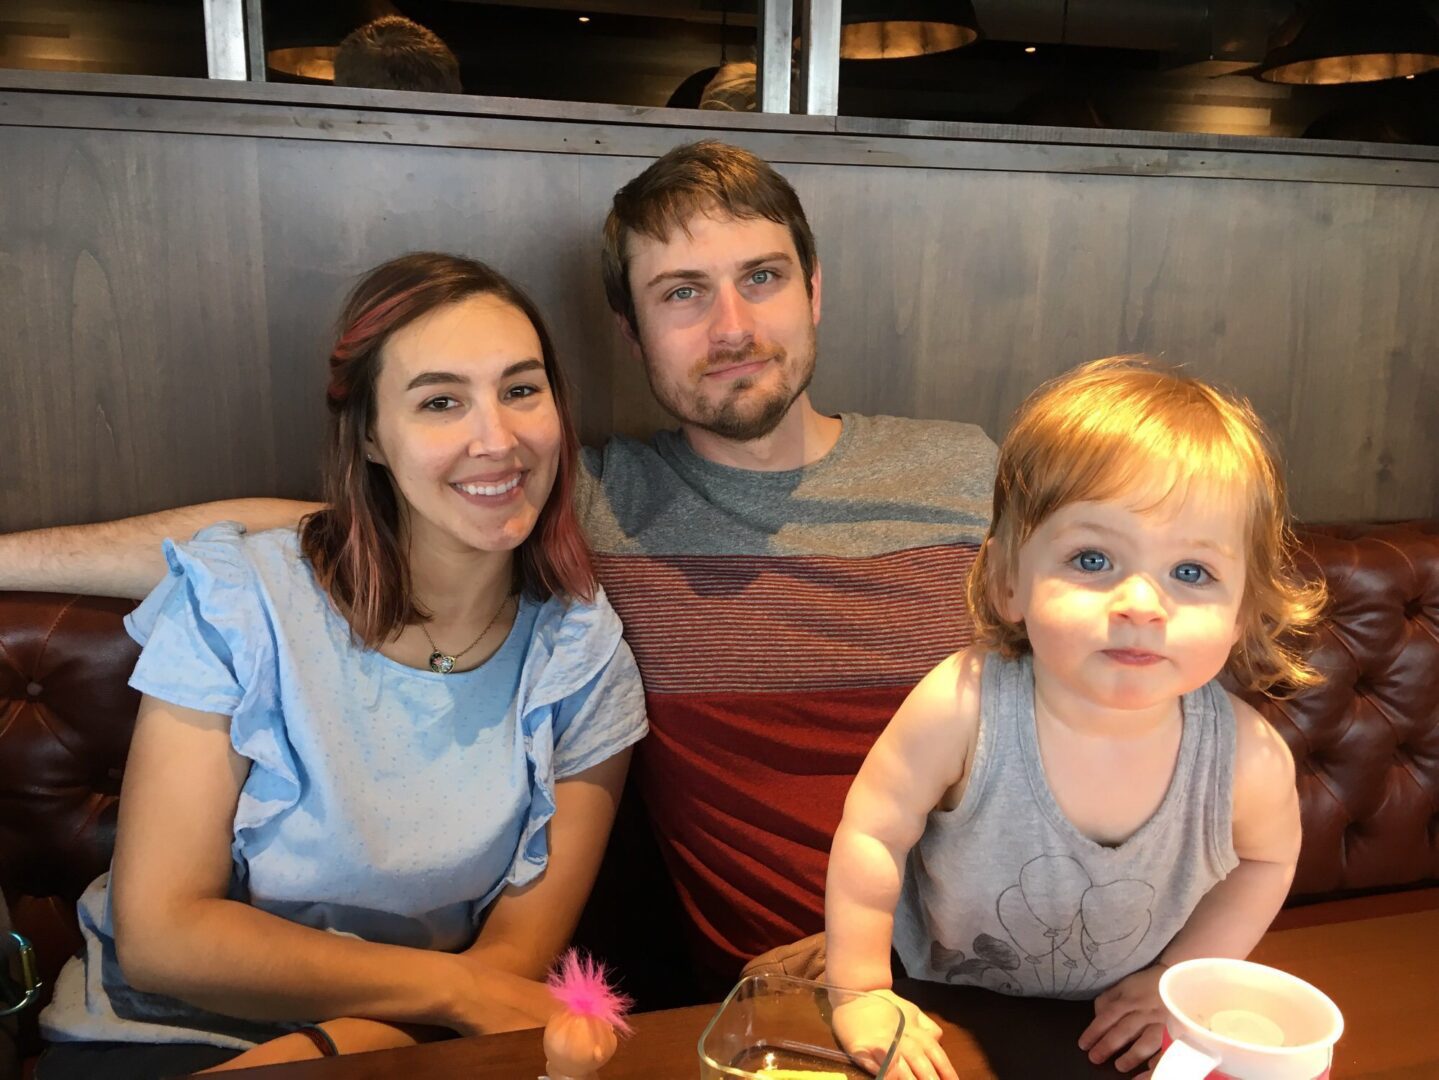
left=0, top=594, right=141, bottom=1056
left=0, top=522, right=1436, bottom=1053
left=1236, top=522, right=1439, bottom=901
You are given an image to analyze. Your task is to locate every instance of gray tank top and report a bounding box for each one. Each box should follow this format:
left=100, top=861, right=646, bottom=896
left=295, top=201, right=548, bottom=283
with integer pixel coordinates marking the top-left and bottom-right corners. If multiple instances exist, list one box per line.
left=893, top=652, right=1238, bottom=1000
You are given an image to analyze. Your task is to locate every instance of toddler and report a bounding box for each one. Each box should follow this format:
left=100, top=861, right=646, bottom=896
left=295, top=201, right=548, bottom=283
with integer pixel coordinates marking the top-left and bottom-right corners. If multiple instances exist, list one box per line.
left=825, top=357, right=1324, bottom=1079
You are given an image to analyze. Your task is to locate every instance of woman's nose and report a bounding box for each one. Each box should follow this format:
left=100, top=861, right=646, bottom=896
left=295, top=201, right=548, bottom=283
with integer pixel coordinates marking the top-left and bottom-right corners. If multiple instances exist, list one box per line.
left=465, top=402, right=520, bottom=457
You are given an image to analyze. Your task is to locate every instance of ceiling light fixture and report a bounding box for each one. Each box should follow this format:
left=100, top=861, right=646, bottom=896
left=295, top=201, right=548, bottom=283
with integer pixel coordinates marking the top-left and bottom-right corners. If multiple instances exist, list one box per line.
left=1257, top=0, right=1439, bottom=85
left=840, top=0, right=982, bottom=60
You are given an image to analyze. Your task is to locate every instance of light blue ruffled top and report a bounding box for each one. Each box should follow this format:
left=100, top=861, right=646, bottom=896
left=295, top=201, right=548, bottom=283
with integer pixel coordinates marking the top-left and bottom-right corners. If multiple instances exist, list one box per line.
left=41, top=523, right=647, bottom=1049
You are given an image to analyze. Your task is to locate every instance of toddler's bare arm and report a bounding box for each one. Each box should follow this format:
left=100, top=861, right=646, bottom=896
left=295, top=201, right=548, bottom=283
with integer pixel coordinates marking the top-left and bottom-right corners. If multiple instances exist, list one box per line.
left=1159, top=696, right=1302, bottom=964
left=825, top=648, right=983, bottom=991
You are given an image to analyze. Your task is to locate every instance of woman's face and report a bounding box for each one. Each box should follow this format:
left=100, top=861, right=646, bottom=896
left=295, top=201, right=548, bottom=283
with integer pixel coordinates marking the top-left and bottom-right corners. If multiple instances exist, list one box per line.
left=366, top=293, right=562, bottom=562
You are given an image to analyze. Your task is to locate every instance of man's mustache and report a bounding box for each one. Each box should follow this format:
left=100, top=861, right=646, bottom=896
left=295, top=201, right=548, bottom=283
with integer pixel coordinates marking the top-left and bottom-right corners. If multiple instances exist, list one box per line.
left=701, top=344, right=784, bottom=372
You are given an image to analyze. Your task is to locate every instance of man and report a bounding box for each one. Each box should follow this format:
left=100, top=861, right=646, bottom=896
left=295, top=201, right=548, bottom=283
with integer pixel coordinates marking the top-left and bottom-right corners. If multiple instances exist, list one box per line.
left=332, top=15, right=462, bottom=95
left=0, top=141, right=994, bottom=988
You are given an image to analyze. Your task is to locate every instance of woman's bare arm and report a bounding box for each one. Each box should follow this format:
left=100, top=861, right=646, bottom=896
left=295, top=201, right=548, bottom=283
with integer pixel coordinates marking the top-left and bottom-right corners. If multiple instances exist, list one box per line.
left=0, top=499, right=319, bottom=598
left=202, top=748, right=634, bottom=1066
left=112, top=694, right=564, bottom=1035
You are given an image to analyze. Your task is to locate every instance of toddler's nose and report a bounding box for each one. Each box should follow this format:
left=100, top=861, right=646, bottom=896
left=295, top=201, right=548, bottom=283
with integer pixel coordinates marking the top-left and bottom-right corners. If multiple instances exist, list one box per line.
left=1111, top=574, right=1166, bottom=623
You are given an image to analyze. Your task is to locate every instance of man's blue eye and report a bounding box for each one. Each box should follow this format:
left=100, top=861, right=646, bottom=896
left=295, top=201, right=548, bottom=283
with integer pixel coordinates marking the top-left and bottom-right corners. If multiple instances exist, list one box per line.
left=750, top=269, right=773, bottom=285
left=1173, top=563, right=1212, bottom=585
left=1073, top=550, right=1111, bottom=573
left=670, top=286, right=696, bottom=301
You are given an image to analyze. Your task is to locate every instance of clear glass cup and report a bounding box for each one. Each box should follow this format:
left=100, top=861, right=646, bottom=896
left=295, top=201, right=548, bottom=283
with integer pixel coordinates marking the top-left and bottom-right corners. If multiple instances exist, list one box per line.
left=698, top=974, right=903, bottom=1078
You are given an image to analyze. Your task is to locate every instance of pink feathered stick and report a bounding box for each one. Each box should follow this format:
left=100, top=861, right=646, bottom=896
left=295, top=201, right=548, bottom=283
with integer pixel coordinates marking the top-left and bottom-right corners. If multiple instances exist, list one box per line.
left=543, top=949, right=633, bottom=1080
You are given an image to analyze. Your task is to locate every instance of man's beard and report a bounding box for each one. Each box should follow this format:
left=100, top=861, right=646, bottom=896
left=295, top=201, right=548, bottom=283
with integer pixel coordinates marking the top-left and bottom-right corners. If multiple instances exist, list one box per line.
left=644, top=329, right=817, bottom=443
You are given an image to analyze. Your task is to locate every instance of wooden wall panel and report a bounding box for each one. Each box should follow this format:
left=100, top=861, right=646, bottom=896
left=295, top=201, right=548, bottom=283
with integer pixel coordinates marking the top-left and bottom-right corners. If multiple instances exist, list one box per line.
left=0, top=126, right=274, bottom=530
left=0, top=87, right=1435, bottom=533
left=789, top=165, right=1439, bottom=521
left=248, top=140, right=597, bottom=498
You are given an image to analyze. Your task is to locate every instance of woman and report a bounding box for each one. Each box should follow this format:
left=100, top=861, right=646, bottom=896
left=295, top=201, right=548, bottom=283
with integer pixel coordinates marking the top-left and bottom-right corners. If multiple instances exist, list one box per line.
left=37, top=253, right=648, bottom=1077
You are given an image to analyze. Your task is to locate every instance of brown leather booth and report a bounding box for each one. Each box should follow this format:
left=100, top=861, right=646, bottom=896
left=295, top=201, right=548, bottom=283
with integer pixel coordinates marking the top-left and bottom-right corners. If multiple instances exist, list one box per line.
left=1, top=522, right=1436, bottom=1060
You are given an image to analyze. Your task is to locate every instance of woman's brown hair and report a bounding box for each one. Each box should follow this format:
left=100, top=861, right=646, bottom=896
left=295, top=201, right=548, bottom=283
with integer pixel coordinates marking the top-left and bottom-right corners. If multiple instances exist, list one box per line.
left=300, top=252, right=595, bottom=649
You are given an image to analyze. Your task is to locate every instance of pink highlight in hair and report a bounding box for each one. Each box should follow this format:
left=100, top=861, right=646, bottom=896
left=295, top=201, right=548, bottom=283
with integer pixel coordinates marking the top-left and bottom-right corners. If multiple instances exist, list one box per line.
left=327, top=285, right=428, bottom=403
left=334, top=285, right=425, bottom=359
left=546, top=949, right=634, bottom=1035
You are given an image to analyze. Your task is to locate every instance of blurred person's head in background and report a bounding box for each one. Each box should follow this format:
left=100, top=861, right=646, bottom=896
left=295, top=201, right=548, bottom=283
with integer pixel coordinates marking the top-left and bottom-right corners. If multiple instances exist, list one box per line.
left=699, top=61, right=758, bottom=113
left=333, top=15, right=462, bottom=94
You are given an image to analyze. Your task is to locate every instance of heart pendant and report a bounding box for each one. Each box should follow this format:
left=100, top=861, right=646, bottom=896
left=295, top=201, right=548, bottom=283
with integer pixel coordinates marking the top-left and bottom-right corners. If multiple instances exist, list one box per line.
left=429, top=651, right=456, bottom=674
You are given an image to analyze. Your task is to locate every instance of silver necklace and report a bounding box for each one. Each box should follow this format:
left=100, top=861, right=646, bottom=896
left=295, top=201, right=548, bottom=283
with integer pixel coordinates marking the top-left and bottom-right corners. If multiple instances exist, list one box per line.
left=421, top=595, right=512, bottom=674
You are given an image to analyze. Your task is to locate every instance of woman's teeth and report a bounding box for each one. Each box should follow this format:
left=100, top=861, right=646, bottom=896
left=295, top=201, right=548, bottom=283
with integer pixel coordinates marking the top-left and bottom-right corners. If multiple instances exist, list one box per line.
left=455, top=476, right=520, bottom=496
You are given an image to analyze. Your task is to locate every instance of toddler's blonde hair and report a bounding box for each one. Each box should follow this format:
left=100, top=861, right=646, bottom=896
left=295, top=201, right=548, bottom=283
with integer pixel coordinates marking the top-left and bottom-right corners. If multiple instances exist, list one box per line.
left=966, top=356, right=1326, bottom=692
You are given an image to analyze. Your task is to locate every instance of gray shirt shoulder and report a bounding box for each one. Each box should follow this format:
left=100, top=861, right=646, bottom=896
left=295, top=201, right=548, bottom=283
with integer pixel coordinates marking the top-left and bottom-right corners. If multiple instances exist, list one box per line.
left=578, top=413, right=997, bottom=558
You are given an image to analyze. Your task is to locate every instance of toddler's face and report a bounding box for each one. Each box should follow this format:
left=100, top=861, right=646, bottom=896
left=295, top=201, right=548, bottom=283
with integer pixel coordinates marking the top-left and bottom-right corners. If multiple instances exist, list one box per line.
left=1000, top=484, right=1247, bottom=717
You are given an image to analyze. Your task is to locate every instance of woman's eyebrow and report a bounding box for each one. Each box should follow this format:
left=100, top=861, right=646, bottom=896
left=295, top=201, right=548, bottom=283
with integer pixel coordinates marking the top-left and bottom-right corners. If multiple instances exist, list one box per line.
left=404, top=358, right=542, bottom=391
left=501, top=358, right=545, bottom=378
left=405, top=370, right=468, bottom=391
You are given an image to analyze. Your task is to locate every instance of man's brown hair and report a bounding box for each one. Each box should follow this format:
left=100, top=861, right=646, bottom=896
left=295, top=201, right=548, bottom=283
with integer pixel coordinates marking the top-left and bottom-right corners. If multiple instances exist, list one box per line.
left=333, top=15, right=462, bottom=94
left=601, top=140, right=817, bottom=331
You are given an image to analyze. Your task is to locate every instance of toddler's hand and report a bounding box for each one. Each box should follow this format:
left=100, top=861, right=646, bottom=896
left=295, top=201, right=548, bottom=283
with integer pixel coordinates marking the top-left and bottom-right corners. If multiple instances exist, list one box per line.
left=1078, top=964, right=1168, bottom=1072
left=831, top=988, right=957, bottom=1080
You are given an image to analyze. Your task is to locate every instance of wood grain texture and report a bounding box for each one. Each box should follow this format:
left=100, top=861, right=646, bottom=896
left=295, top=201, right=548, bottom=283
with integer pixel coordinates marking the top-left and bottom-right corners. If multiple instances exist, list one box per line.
left=6, top=70, right=1439, bottom=165
left=224, top=910, right=1439, bottom=1079
left=0, top=85, right=1435, bottom=531
left=790, top=161, right=1439, bottom=521
left=0, top=125, right=275, bottom=529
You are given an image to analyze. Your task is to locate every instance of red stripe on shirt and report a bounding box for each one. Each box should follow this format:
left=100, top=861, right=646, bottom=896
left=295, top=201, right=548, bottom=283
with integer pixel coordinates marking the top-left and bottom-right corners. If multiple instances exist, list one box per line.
left=596, top=544, right=978, bottom=694
left=633, top=685, right=915, bottom=975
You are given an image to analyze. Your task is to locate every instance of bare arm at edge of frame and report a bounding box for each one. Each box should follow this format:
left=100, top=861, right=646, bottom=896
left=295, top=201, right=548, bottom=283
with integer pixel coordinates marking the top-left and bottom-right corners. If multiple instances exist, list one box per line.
left=0, top=499, right=320, bottom=599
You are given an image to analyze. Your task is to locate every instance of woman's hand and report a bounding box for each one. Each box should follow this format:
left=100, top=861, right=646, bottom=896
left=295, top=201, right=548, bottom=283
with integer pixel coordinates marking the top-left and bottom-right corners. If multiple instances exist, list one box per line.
left=441, top=952, right=557, bottom=1037
left=1078, top=964, right=1167, bottom=1072
left=832, top=988, right=956, bottom=1080
left=437, top=751, right=632, bottom=1038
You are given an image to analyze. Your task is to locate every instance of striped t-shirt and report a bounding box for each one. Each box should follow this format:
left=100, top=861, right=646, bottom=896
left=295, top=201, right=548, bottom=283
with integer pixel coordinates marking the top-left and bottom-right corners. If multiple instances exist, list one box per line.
left=578, top=413, right=996, bottom=976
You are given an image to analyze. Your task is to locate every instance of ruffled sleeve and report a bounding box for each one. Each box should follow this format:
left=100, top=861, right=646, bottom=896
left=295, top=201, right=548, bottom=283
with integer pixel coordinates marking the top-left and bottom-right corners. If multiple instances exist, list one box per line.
left=551, top=639, right=646, bottom=779
left=503, top=589, right=648, bottom=890
left=124, top=522, right=300, bottom=852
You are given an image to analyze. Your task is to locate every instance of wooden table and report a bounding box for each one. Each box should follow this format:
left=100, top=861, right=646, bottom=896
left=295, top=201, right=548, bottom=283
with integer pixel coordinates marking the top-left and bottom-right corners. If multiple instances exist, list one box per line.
left=230, top=910, right=1439, bottom=1078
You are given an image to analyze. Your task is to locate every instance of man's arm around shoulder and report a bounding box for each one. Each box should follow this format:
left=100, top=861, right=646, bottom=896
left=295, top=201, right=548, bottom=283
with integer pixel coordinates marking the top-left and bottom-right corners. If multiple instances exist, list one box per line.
left=0, top=498, right=320, bottom=599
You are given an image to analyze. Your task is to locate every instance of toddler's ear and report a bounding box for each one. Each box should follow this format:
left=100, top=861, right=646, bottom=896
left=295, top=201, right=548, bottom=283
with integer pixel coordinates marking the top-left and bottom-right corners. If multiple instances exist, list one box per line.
left=984, top=538, right=1023, bottom=624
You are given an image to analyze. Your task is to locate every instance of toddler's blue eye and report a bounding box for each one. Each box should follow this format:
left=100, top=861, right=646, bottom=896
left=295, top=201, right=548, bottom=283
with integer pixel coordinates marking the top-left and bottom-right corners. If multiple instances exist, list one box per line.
left=1072, top=550, right=1111, bottom=573
left=1173, top=562, right=1213, bottom=585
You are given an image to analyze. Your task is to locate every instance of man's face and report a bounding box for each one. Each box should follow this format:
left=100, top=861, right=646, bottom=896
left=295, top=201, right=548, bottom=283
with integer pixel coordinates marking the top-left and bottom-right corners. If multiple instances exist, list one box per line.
left=623, top=212, right=821, bottom=442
